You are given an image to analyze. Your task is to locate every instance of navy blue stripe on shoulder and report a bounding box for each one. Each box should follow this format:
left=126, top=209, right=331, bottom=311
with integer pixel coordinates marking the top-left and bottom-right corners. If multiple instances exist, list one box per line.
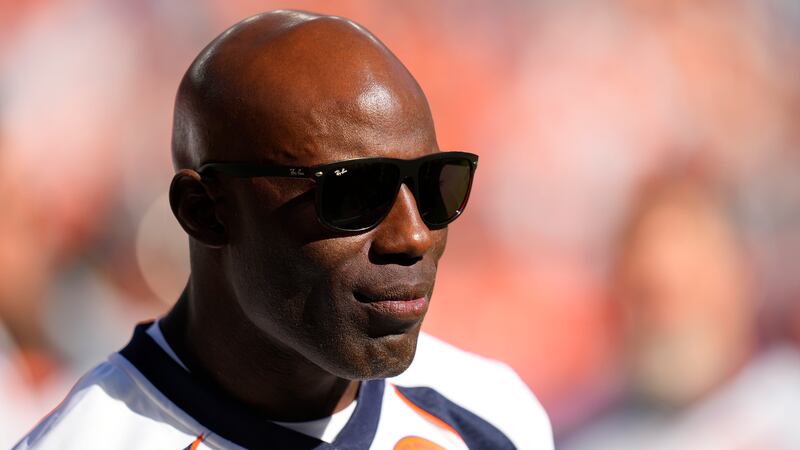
left=395, top=385, right=516, bottom=450
left=119, top=321, right=384, bottom=450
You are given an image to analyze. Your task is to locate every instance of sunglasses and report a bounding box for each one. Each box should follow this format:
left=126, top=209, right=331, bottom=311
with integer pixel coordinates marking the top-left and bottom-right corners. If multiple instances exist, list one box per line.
left=198, top=151, right=478, bottom=232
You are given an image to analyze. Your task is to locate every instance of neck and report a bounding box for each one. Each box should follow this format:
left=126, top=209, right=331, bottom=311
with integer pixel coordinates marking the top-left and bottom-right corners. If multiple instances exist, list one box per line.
left=160, top=278, right=359, bottom=422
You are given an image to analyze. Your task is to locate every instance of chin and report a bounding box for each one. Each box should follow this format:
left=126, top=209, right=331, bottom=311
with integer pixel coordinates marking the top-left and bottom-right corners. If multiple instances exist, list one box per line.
left=326, top=331, right=420, bottom=380
left=371, top=327, right=424, bottom=375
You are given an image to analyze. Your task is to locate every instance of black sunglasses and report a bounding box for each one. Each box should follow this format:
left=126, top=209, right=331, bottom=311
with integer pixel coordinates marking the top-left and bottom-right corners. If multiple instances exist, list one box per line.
left=198, top=151, right=478, bottom=232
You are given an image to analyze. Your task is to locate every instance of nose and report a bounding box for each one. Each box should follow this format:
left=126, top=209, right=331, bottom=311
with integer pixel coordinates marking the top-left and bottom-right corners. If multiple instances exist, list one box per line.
left=369, top=184, right=434, bottom=264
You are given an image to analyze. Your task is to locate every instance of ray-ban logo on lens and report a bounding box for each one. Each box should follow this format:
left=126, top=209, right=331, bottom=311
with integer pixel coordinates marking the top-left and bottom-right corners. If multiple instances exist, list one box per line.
left=334, top=168, right=348, bottom=176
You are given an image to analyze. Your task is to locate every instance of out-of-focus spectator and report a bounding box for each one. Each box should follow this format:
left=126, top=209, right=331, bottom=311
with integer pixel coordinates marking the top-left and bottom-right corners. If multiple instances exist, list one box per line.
left=617, top=168, right=756, bottom=409
left=0, top=143, right=72, bottom=448
left=0, top=1, right=183, bottom=446
left=561, top=167, right=800, bottom=450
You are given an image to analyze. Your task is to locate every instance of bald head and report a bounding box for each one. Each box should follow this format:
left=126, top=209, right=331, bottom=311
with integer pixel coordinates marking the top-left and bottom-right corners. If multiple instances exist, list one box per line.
left=171, top=10, right=436, bottom=170
left=165, top=10, right=451, bottom=390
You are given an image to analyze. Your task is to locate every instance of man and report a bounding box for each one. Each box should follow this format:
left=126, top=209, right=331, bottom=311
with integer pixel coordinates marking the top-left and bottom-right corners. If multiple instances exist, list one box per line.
left=561, top=170, right=800, bottom=450
left=15, top=10, right=552, bottom=449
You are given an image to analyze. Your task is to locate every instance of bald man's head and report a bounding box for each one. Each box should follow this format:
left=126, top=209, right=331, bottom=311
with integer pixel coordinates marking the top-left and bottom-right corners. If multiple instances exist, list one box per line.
left=171, top=10, right=435, bottom=170
left=168, top=10, right=449, bottom=381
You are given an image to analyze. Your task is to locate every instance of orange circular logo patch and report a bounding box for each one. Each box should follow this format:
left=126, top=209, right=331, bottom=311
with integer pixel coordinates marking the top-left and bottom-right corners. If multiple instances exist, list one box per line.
left=393, top=436, right=446, bottom=450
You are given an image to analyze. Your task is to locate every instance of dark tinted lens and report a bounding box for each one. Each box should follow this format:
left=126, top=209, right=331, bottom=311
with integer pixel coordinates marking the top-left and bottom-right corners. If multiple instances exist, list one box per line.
left=418, top=157, right=473, bottom=226
left=319, top=162, right=401, bottom=230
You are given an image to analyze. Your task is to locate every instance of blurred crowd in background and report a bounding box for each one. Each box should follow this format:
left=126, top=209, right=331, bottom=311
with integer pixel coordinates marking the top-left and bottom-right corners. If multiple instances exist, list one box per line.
left=2, top=0, right=800, bottom=448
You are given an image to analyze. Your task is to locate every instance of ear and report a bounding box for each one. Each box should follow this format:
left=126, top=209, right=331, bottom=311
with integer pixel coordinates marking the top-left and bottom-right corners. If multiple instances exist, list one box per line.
left=169, top=169, right=227, bottom=248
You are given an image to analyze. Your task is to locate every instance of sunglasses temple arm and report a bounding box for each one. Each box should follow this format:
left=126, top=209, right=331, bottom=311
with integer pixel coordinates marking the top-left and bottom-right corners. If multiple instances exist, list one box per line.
left=197, top=163, right=316, bottom=179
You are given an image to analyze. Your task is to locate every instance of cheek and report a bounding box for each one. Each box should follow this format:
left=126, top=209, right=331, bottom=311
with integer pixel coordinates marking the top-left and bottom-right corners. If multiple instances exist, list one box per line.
left=431, top=228, right=448, bottom=260
left=225, top=190, right=373, bottom=332
left=225, top=233, right=367, bottom=369
left=227, top=180, right=323, bottom=279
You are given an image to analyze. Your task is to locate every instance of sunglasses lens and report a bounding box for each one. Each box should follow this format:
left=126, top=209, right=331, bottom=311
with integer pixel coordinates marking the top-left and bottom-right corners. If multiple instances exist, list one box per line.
left=320, top=162, right=400, bottom=230
left=419, top=157, right=474, bottom=226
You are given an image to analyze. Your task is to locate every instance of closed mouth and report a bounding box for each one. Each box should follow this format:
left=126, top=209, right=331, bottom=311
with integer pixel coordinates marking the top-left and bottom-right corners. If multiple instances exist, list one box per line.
left=353, top=284, right=430, bottom=304
left=354, top=292, right=423, bottom=303
left=353, top=288, right=430, bottom=328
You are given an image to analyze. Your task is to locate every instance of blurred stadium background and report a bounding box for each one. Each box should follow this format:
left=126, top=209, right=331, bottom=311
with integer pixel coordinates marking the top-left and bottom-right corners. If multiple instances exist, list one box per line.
left=2, top=0, right=800, bottom=448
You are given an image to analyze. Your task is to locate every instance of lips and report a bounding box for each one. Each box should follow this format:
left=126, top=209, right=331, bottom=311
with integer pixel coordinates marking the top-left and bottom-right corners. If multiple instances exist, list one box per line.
left=353, top=288, right=428, bottom=303
left=354, top=284, right=431, bottom=323
left=364, top=296, right=428, bottom=321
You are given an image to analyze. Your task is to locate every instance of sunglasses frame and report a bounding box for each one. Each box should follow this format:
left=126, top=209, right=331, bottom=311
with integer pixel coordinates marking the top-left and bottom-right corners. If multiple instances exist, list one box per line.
left=197, top=151, right=479, bottom=232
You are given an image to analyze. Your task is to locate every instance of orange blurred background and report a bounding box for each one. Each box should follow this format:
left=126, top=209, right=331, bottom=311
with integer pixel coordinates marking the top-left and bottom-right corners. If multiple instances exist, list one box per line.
left=2, top=1, right=800, bottom=447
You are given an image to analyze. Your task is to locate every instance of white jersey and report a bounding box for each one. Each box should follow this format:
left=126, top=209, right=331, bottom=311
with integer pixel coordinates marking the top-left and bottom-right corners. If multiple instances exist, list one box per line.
left=13, top=321, right=553, bottom=449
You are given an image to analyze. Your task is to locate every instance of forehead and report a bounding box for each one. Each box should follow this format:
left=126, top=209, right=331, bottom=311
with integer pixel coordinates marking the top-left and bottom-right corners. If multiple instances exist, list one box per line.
left=277, top=85, right=438, bottom=166
left=205, top=17, right=439, bottom=166
left=242, top=69, right=438, bottom=166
